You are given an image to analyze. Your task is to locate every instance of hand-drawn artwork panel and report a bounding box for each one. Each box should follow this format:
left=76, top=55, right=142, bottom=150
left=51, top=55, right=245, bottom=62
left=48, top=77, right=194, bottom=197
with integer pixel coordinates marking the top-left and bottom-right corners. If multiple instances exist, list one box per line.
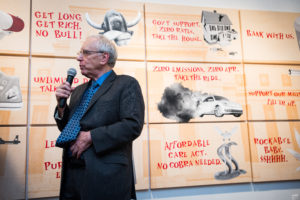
left=0, top=127, right=26, bottom=200
left=241, top=10, right=300, bottom=64
left=0, top=56, right=28, bottom=125
left=147, top=62, right=246, bottom=123
left=149, top=123, right=251, bottom=189
left=133, top=128, right=149, bottom=190
left=31, top=0, right=145, bottom=60
left=245, top=64, right=300, bottom=120
left=28, top=126, right=148, bottom=198
left=0, top=0, right=30, bottom=55
left=31, top=58, right=146, bottom=125
left=145, top=3, right=242, bottom=62
left=28, top=127, right=62, bottom=198
left=30, top=57, right=86, bottom=125
left=249, top=122, right=300, bottom=182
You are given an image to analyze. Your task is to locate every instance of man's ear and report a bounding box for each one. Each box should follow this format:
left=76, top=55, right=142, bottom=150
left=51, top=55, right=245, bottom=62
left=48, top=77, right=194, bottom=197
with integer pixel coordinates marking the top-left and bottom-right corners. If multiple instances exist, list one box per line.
left=99, top=52, right=109, bottom=65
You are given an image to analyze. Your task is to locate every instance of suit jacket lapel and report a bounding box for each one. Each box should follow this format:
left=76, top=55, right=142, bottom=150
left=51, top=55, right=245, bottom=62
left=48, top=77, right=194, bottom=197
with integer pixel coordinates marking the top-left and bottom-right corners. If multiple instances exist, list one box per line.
left=84, top=70, right=117, bottom=115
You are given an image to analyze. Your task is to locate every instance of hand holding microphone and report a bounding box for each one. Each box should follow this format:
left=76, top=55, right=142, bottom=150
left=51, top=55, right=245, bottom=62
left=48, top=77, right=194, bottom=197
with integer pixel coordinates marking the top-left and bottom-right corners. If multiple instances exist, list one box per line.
left=56, top=68, right=77, bottom=108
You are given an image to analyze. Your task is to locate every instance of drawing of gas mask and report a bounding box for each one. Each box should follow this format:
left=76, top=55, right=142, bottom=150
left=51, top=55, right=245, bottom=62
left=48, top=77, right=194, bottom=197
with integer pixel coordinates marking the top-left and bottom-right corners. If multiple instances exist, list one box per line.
left=86, top=9, right=141, bottom=46
left=0, top=10, right=24, bottom=40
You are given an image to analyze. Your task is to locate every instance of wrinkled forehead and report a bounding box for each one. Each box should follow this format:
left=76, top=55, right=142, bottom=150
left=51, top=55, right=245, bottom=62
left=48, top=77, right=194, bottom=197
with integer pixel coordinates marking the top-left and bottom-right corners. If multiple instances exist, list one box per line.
left=82, top=37, right=98, bottom=50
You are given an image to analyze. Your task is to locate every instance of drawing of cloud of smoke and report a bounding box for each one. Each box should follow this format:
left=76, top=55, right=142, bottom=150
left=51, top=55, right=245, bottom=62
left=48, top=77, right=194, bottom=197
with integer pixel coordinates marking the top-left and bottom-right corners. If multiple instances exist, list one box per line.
left=158, top=83, right=206, bottom=123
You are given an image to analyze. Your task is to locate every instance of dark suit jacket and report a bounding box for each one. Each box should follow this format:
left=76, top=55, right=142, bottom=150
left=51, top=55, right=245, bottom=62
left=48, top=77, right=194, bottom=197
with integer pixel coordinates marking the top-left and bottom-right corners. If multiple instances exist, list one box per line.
left=55, top=70, right=145, bottom=200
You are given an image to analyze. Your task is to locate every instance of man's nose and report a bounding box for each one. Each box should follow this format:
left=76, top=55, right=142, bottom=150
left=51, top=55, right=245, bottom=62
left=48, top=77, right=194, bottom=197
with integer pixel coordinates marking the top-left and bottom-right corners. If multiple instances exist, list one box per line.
left=76, top=53, right=83, bottom=61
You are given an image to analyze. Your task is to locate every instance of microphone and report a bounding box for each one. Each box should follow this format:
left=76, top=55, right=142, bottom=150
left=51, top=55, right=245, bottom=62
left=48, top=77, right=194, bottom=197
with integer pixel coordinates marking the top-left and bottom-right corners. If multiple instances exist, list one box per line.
left=59, top=68, right=77, bottom=108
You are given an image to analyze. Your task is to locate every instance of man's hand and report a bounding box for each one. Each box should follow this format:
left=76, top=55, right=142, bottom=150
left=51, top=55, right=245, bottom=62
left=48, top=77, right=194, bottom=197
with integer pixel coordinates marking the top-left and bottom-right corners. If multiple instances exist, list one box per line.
left=70, top=131, right=92, bottom=159
left=55, top=82, right=73, bottom=117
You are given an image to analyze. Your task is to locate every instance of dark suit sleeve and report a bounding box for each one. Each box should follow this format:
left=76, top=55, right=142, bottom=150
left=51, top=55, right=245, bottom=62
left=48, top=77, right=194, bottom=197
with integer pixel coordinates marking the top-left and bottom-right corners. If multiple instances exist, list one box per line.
left=90, top=78, right=145, bottom=154
left=54, top=105, right=70, bottom=131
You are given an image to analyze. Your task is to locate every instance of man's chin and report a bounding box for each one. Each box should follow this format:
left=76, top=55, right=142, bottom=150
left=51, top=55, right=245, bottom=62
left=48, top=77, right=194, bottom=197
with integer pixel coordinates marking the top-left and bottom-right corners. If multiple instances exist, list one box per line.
left=80, top=70, right=87, bottom=77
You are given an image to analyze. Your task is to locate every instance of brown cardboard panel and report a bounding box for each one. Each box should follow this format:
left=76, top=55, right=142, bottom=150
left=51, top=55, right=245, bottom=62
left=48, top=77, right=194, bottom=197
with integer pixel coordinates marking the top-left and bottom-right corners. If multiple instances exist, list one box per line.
left=28, top=126, right=62, bottom=198
left=133, top=128, right=149, bottom=190
left=28, top=126, right=148, bottom=198
left=31, top=0, right=144, bottom=60
left=149, top=123, right=251, bottom=189
left=0, top=0, right=30, bottom=55
left=241, top=10, right=300, bottom=63
left=245, top=64, right=300, bottom=120
left=147, top=62, right=246, bottom=123
left=30, top=57, right=86, bottom=125
left=0, top=56, right=28, bottom=125
left=145, top=3, right=242, bottom=62
left=0, top=127, right=26, bottom=200
left=249, top=122, right=300, bottom=182
left=30, top=58, right=146, bottom=125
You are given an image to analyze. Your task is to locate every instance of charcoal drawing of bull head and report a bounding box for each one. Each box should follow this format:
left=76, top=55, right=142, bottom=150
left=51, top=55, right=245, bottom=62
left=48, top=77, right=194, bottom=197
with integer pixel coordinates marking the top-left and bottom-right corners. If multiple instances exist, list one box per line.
left=85, top=9, right=141, bottom=46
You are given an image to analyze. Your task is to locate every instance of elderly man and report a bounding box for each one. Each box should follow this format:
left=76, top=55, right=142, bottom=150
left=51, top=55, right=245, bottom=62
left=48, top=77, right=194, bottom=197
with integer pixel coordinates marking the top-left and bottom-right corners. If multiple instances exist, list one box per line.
left=54, top=34, right=145, bottom=200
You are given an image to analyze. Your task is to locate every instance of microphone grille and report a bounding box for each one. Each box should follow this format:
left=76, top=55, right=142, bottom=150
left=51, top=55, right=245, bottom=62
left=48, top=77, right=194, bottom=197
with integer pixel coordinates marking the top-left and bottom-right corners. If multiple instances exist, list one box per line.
left=67, top=68, right=77, bottom=77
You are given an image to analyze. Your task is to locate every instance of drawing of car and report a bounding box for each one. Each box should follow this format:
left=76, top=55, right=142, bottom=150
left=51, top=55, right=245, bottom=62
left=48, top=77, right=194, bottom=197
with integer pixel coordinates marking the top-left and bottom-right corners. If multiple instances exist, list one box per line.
left=197, top=95, right=243, bottom=117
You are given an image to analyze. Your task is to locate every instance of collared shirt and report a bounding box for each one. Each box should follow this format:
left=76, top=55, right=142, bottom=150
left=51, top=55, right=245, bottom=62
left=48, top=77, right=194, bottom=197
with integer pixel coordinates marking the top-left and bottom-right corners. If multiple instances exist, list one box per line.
left=93, top=69, right=112, bottom=91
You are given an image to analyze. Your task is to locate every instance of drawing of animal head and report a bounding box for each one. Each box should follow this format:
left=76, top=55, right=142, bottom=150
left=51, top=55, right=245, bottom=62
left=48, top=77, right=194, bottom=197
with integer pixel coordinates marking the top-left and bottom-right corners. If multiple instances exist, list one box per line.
left=0, top=10, right=24, bottom=40
left=86, top=10, right=141, bottom=46
left=215, top=126, right=238, bottom=142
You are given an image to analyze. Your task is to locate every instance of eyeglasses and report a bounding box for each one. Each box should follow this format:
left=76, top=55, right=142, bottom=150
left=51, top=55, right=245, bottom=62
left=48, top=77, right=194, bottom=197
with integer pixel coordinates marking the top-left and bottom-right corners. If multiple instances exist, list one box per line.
left=77, top=49, right=105, bottom=57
